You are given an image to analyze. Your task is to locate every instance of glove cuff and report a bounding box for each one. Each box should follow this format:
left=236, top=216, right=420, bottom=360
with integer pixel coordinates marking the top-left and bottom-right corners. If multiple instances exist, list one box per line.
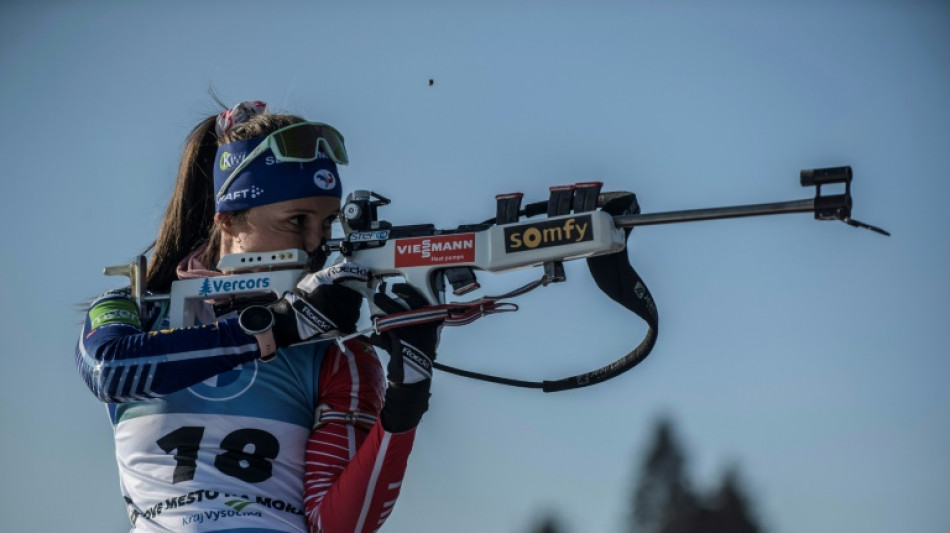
left=270, top=299, right=302, bottom=347
left=380, top=381, right=431, bottom=433
left=288, top=292, right=341, bottom=337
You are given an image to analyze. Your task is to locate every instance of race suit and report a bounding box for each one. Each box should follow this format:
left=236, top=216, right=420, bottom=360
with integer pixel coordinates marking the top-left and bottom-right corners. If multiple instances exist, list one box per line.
left=75, top=288, right=416, bottom=533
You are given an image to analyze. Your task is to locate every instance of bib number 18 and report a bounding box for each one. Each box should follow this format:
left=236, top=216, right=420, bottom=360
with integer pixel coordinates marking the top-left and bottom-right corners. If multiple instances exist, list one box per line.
left=157, top=426, right=280, bottom=484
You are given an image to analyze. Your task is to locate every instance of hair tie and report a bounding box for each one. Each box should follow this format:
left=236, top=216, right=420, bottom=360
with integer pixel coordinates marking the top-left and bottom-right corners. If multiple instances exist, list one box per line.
left=215, top=100, right=268, bottom=137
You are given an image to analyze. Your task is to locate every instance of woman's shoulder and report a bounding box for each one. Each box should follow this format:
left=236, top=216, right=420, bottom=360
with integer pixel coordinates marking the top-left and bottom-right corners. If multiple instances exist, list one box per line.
left=89, top=286, right=133, bottom=305
left=86, top=287, right=167, bottom=331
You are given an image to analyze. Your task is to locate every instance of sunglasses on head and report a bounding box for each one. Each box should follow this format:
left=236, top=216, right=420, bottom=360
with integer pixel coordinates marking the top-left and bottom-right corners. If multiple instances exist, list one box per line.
left=216, top=122, right=349, bottom=201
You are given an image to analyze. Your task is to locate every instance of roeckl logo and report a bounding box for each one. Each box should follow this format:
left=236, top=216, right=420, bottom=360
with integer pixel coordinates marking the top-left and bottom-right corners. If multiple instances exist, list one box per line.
left=325, top=263, right=369, bottom=279
left=504, top=215, right=593, bottom=253
left=293, top=300, right=334, bottom=332
left=402, top=345, right=431, bottom=372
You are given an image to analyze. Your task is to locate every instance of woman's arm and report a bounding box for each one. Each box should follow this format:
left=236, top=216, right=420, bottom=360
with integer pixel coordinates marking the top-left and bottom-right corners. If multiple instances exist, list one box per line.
left=75, top=289, right=262, bottom=402
left=304, top=339, right=419, bottom=533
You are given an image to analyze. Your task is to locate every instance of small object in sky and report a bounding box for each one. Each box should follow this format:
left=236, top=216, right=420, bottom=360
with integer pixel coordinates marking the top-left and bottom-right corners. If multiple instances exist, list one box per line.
left=428, top=79, right=434, bottom=86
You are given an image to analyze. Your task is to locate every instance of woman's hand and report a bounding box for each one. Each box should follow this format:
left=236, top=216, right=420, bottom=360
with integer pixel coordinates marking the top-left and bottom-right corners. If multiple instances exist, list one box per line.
left=369, top=283, right=445, bottom=432
left=270, top=262, right=369, bottom=345
left=369, top=283, right=442, bottom=385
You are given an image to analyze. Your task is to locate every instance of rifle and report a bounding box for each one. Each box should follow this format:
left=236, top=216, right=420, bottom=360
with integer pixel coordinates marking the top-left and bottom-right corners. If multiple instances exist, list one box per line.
left=104, top=166, right=887, bottom=391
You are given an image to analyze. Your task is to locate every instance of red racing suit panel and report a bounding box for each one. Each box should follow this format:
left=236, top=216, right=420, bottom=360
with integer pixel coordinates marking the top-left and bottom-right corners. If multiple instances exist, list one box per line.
left=306, top=340, right=418, bottom=533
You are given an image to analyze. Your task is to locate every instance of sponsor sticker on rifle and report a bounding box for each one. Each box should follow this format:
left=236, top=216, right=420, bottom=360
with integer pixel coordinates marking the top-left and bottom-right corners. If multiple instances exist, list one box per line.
left=349, top=229, right=391, bottom=242
left=395, top=234, right=476, bottom=267
left=504, top=215, right=594, bottom=253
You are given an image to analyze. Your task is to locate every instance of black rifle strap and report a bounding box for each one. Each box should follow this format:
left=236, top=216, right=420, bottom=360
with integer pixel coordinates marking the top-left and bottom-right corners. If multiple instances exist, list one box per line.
left=433, top=191, right=660, bottom=392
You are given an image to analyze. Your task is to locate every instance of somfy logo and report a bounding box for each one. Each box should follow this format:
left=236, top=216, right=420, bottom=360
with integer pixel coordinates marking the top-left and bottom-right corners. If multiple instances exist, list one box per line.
left=504, top=215, right=593, bottom=253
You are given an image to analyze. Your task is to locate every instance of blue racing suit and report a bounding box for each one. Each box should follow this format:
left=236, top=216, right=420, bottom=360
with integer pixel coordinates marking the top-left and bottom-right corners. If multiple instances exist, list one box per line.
left=76, top=288, right=410, bottom=533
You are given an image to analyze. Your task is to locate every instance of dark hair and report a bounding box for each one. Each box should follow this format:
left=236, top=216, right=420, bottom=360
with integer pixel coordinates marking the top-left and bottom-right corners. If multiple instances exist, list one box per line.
left=145, top=112, right=305, bottom=292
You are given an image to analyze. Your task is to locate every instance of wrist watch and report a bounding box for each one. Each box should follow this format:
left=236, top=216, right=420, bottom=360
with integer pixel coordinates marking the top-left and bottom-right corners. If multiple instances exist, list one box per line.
left=238, top=306, right=277, bottom=361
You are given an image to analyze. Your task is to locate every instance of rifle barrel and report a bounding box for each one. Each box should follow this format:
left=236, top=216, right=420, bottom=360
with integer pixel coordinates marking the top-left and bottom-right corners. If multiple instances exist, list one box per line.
left=613, top=199, right=815, bottom=228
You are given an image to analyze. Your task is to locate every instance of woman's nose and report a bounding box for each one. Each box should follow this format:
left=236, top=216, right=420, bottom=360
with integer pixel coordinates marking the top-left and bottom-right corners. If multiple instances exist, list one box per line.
left=303, top=227, right=325, bottom=253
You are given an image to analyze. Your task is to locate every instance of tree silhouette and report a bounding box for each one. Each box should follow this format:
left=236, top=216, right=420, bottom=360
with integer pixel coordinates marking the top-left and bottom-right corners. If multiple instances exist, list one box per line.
left=631, top=416, right=698, bottom=533
left=630, top=417, right=764, bottom=533
left=691, top=468, right=760, bottom=533
left=530, top=512, right=568, bottom=533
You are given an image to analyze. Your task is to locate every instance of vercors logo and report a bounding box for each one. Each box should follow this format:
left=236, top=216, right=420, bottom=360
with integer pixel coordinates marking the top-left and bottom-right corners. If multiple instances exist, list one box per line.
left=395, top=234, right=476, bottom=267
left=198, top=276, right=271, bottom=296
left=219, top=151, right=247, bottom=171
left=504, top=215, right=593, bottom=253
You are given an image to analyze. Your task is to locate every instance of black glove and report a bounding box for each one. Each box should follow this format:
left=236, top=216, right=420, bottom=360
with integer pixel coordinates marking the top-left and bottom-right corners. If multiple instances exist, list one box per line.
left=270, top=262, right=368, bottom=346
left=370, top=283, right=442, bottom=384
left=369, top=283, right=444, bottom=432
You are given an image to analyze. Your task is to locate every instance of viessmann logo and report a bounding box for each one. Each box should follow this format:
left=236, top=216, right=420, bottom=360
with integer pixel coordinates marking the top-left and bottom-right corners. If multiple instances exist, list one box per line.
left=394, top=234, right=476, bottom=267
left=504, top=215, right=593, bottom=253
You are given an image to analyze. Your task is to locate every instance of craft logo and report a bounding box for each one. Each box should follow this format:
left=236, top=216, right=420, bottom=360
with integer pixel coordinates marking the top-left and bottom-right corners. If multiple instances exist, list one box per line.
left=217, top=186, right=264, bottom=204
left=198, top=276, right=271, bottom=296
left=504, top=215, right=593, bottom=253
left=395, top=234, right=476, bottom=267
left=218, top=151, right=247, bottom=171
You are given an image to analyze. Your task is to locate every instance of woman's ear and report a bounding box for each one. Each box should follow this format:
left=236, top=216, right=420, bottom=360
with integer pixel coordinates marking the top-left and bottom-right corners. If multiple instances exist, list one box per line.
left=215, top=212, right=240, bottom=251
left=214, top=212, right=232, bottom=233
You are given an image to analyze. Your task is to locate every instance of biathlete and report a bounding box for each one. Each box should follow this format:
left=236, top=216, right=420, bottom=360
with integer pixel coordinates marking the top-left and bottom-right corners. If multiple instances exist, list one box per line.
left=75, top=101, right=440, bottom=532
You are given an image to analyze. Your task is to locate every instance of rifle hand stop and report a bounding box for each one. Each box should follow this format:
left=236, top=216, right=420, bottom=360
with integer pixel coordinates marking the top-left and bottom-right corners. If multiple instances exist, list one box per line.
left=801, top=166, right=890, bottom=236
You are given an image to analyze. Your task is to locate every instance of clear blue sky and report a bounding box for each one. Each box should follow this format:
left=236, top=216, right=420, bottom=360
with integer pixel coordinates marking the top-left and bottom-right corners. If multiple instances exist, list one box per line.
left=1, top=2, right=947, bottom=532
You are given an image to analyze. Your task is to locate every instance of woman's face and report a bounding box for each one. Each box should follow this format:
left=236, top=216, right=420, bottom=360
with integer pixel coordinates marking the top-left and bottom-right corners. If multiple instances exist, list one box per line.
left=217, top=196, right=341, bottom=256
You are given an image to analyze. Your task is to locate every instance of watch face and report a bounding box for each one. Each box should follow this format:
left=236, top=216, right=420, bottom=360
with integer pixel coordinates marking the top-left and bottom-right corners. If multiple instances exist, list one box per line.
left=240, top=306, right=273, bottom=333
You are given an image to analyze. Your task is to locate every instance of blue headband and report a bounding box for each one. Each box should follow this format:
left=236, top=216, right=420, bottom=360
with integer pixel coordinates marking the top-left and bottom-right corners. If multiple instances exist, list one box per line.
left=213, top=135, right=342, bottom=213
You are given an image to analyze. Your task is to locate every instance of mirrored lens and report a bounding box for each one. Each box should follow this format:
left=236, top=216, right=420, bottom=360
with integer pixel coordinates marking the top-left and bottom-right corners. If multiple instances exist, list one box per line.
left=273, top=127, right=317, bottom=159
left=272, top=124, right=348, bottom=164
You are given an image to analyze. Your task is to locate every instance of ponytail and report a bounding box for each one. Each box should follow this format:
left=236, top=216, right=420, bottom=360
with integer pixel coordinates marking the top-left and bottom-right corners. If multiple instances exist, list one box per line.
left=145, top=116, right=219, bottom=292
